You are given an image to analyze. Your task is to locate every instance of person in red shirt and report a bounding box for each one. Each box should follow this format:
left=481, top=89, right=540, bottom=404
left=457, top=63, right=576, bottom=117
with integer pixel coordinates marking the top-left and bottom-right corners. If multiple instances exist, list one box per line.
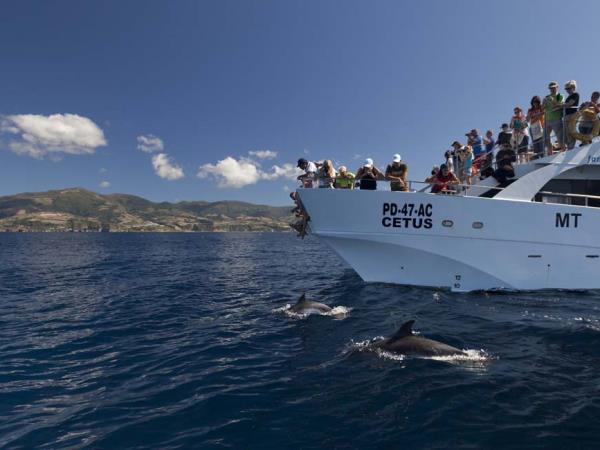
left=430, top=164, right=460, bottom=194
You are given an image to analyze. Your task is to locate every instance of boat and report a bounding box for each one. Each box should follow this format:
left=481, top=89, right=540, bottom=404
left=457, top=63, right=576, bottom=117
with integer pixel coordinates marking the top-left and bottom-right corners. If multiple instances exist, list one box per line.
left=296, top=141, right=600, bottom=292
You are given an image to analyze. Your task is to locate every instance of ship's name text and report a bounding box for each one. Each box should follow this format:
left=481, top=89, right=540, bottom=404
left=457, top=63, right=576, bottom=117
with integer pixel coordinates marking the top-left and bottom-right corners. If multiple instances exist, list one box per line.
left=382, top=202, right=433, bottom=229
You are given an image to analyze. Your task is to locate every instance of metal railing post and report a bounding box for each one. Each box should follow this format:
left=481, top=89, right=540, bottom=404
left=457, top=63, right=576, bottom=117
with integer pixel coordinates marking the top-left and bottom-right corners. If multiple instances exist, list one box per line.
left=559, top=103, right=567, bottom=152
left=543, top=100, right=548, bottom=157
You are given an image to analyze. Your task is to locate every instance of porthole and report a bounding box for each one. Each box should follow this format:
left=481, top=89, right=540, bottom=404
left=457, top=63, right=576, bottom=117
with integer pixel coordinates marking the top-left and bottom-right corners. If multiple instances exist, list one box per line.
left=442, top=220, right=453, bottom=227
left=472, top=221, right=483, bottom=229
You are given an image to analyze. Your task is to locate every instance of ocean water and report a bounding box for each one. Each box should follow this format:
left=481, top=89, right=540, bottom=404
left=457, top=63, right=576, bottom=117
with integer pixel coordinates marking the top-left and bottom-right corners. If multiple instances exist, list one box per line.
left=1, top=232, right=599, bottom=449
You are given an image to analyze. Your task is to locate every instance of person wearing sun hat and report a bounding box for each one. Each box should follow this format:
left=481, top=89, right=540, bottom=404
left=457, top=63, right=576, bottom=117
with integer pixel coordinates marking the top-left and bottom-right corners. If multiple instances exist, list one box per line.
left=385, top=153, right=408, bottom=191
left=543, top=81, right=565, bottom=153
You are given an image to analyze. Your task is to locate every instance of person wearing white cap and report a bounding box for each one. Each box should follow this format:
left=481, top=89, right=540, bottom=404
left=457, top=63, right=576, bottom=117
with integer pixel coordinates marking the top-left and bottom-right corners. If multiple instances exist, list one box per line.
left=385, top=154, right=408, bottom=191
left=355, top=158, right=383, bottom=190
left=543, top=81, right=565, bottom=154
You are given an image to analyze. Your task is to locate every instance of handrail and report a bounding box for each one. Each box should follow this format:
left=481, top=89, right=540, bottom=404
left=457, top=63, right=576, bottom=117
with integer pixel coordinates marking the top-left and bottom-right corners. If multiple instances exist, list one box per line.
left=298, top=178, right=509, bottom=196
left=538, top=191, right=600, bottom=201
left=538, top=190, right=600, bottom=207
left=296, top=183, right=600, bottom=206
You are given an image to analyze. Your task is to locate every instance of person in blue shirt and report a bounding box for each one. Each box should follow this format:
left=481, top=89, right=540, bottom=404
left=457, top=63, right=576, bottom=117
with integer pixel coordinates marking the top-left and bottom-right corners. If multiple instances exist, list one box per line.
left=466, top=129, right=484, bottom=157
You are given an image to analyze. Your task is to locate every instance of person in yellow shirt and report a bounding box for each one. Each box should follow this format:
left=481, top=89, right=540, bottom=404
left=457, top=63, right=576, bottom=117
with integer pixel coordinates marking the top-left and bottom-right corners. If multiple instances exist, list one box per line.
left=334, top=166, right=355, bottom=189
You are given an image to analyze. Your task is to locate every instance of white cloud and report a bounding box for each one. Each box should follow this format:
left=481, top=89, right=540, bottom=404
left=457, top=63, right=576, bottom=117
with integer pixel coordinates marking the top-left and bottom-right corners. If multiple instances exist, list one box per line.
left=99, top=181, right=110, bottom=188
left=248, top=149, right=278, bottom=159
left=197, top=157, right=302, bottom=188
left=274, top=163, right=302, bottom=179
left=152, top=153, right=184, bottom=180
left=262, top=163, right=302, bottom=180
left=137, top=134, right=183, bottom=181
left=1, top=113, right=107, bottom=159
left=197, top=157, right=262, bottom=188
left=137, top=134, right=164, bottom=153
left=99, top=167, right=107, bottom=173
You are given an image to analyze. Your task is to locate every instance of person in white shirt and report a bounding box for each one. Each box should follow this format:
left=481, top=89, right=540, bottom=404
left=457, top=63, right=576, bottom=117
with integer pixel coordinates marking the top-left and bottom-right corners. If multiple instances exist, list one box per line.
left=296, top=158, right=319, bottom=188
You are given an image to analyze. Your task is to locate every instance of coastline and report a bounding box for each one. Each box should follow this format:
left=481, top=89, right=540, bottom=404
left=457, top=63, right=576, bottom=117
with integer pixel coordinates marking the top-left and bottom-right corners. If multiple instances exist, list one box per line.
left=0, top=188, right=294, bottom=234
left=1, top=229, right=293, bottom=233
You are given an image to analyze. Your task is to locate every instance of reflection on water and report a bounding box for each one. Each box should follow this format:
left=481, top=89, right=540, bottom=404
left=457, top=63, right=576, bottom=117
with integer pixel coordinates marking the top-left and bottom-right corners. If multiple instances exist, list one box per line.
left=1, top=232, right=599, bottom=449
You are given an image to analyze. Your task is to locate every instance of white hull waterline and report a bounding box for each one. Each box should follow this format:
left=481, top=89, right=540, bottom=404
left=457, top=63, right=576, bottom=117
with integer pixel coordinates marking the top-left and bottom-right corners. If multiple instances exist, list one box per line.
left=297, top=142, right=600, bottom=292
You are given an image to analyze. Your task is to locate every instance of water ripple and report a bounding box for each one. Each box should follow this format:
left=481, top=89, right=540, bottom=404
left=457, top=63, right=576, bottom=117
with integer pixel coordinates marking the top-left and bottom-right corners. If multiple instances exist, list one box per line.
left=0, top=233, right=599, bottom=448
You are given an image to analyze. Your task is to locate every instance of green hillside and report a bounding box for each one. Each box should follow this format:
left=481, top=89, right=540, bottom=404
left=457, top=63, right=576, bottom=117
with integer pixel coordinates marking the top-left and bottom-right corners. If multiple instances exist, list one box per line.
left=0, top=188, right=293, bottom=232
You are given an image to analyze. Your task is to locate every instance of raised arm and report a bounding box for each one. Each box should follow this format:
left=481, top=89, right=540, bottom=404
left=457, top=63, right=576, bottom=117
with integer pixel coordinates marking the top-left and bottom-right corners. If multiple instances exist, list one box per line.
left=374, top=166, right=386, bottom=180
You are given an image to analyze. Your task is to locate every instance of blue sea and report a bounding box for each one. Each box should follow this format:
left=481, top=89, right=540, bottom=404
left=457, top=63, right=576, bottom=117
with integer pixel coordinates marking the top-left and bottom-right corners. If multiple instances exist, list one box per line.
left=1, top=232, right=599, bottom=449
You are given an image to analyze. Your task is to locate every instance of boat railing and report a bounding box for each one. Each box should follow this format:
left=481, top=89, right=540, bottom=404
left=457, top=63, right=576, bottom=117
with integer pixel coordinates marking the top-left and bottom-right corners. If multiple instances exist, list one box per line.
left=444, top=102, right=599, bottom=173
left=525, top=102, right=597, bottom=159
left=298, top=178, right=508, bottom=197
left=537, top=190, right=600, bottom=207
left=298, top=182, right=600, bottom=211
left=409, top=180, right=511, bottom=197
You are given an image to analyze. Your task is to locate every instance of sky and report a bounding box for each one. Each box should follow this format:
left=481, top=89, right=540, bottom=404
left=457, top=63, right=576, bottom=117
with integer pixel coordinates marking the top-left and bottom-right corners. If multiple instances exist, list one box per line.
left=2, top=0, right=600, bottom=205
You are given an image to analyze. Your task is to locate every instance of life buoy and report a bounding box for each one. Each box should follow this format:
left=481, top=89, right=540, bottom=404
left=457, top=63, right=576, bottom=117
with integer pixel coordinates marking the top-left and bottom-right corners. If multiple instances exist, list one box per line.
left=569, top=106, right=600, bottom=144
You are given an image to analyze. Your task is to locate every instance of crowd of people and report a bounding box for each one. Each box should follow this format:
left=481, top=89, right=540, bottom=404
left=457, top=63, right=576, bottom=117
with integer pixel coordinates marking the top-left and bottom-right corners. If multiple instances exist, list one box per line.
left=294, top=80, right=600, bottom=195
left=296, top=154, right=409, bottom=192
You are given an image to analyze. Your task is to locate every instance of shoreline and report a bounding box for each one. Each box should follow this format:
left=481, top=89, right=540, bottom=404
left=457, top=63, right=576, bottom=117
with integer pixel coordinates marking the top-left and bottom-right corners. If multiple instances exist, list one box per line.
left=0, top=229, right=293, bottom=234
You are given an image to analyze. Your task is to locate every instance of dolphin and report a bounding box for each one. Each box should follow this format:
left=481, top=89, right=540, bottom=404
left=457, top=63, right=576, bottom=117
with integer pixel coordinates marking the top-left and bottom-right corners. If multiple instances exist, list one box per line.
left=369, top=320, right=466, bottom=357
left=288, top=293, right=333, bottom=315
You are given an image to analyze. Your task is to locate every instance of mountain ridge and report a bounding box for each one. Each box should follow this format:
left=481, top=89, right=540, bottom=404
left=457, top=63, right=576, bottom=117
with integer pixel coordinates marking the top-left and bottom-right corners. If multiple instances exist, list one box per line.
left=0, top=188, right=293, bottom=232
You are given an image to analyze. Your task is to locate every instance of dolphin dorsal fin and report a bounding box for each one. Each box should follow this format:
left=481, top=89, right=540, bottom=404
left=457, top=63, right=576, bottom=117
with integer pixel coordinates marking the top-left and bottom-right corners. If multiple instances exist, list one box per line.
left=295, top=293, right=307, bottom=305
left=390, top=320, right=415, bottom=341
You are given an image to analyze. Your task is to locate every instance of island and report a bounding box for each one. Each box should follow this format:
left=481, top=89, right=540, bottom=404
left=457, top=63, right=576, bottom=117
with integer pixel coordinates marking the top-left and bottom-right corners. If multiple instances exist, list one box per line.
left=0, top=188, right=293, bottom=232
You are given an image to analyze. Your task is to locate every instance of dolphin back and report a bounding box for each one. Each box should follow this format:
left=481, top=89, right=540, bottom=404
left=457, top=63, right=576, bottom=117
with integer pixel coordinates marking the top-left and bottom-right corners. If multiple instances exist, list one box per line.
left=376, top=320, right=465, bottom=357
left=411, top=337, right=464, bottom=357
left=290, top=294, right=332, bottom=314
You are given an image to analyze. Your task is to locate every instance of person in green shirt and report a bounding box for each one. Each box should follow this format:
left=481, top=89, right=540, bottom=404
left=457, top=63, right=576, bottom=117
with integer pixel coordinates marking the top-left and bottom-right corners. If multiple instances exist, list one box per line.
left=334, top=166, right=355, bottom=189
left=543, top=81, right=565, bottom=154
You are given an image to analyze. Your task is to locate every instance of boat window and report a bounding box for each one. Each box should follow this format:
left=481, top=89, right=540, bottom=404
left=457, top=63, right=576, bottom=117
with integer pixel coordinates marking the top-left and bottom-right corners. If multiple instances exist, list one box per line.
left=535, top=179, right=600, bottom=207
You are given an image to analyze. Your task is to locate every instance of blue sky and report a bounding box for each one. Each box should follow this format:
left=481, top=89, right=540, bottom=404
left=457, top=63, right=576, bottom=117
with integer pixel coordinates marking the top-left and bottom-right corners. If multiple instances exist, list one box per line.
left=1, top=0, right=600, bottom=205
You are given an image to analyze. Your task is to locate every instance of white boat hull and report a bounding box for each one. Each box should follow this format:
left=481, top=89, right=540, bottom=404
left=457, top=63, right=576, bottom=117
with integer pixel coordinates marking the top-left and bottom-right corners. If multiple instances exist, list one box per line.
left=298, top=188, right=600, bottom=291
